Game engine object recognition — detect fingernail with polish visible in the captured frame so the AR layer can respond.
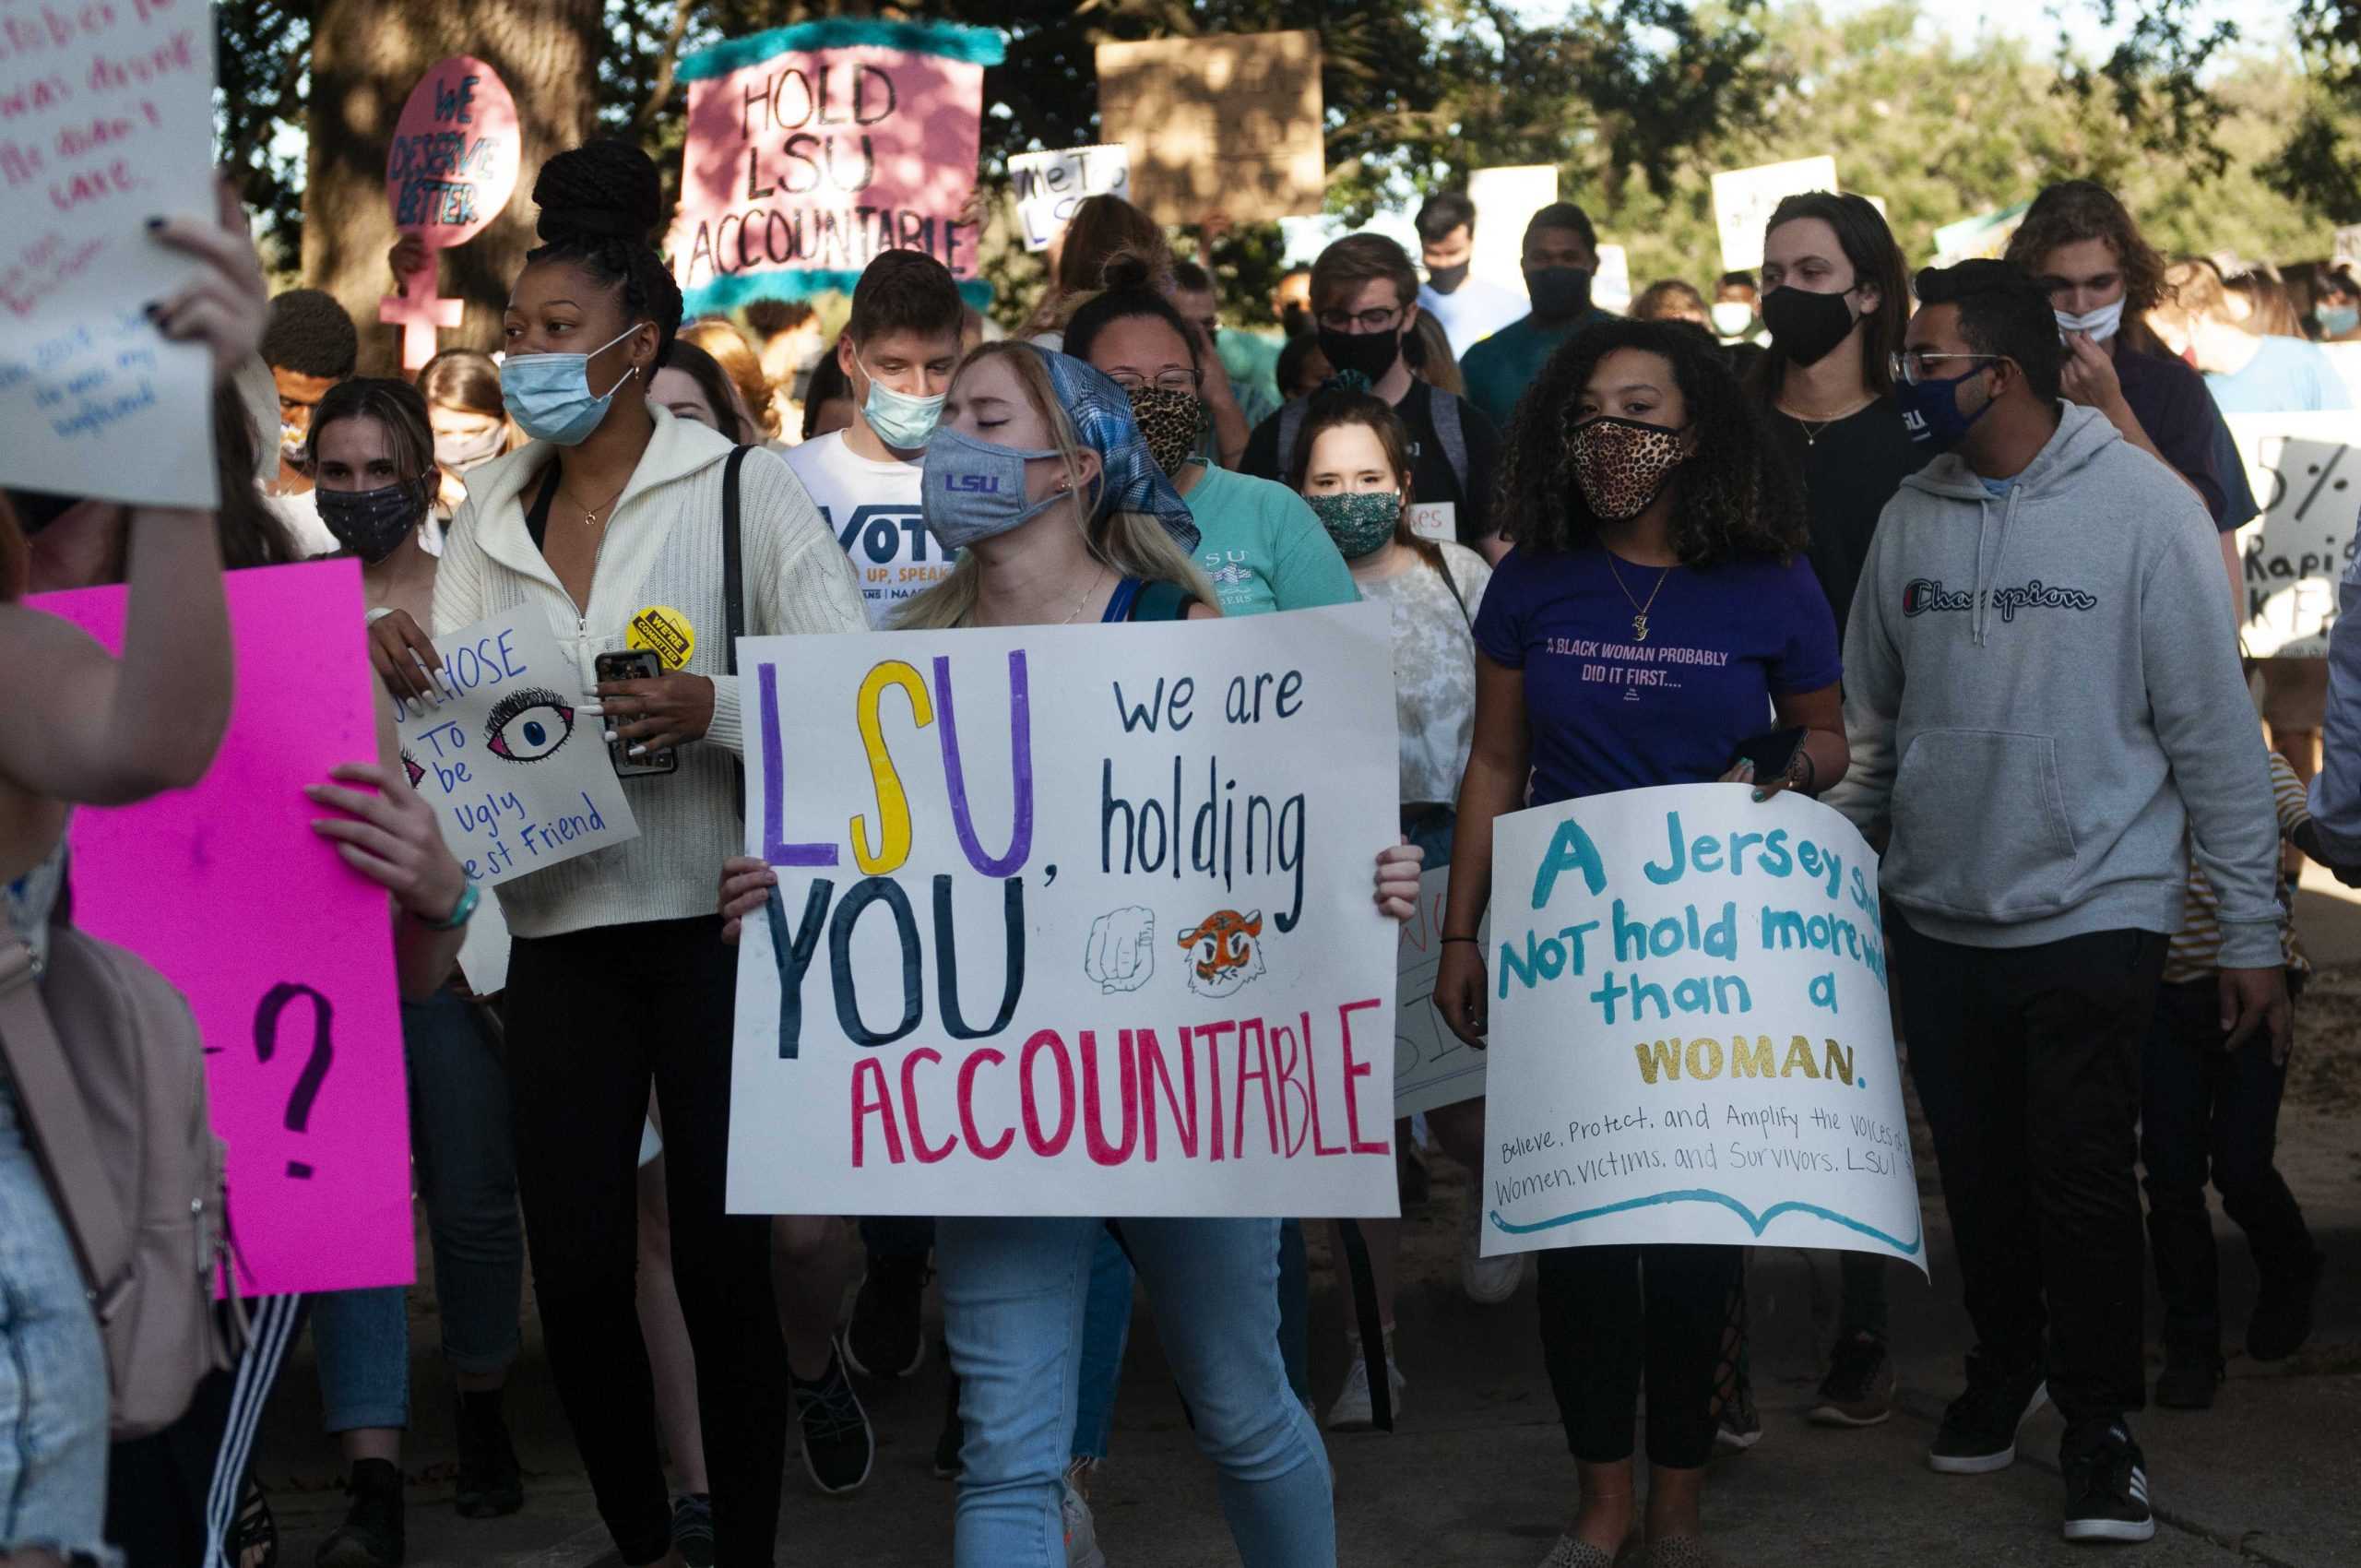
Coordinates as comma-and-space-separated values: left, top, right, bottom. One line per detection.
142, 302, 162, 320
145, 216, 165, 232
628, 744, 647, 758
603, 731, 618, 743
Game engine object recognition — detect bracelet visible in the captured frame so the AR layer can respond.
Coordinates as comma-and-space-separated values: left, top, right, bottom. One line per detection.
1788, 748, 1818, 795
1442, 934, 1482, 945
415, 878, 480, 932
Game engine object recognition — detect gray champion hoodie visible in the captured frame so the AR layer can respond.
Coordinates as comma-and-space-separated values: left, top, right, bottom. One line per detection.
1823, 403, 2281, 964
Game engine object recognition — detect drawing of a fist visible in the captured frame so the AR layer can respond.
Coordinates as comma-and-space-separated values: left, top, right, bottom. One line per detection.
1085, 906, 1157, 993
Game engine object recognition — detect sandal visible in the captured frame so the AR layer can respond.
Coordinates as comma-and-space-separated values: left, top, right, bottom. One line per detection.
227, 1474, 279, 1568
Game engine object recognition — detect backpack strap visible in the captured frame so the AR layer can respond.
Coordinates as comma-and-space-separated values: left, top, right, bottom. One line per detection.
1275, 399, 1307, 479
1431, 390, 1470, 499
1430, 544, 1475, 635
723, 445, 751, 818
0, 939, 132, 1309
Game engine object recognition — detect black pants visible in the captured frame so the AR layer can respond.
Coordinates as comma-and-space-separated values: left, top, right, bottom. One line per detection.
507, 917, 789, 1568
2142, 977, 2315, 1357
1893, 917, 2161, 1427
1536, 1242, 1738, 1468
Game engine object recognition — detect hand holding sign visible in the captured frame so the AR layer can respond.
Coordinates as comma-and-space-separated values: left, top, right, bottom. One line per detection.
379, 58, 522, 370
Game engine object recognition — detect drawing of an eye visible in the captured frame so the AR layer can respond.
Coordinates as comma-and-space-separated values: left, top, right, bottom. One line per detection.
400, 748, 425, 790
483, 686, 576, 762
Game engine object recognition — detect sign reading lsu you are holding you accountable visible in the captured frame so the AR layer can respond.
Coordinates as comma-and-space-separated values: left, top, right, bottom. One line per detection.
668, 19, 1003, 315
727, 605, 1403, 1218
1480, 786, 1925, 1270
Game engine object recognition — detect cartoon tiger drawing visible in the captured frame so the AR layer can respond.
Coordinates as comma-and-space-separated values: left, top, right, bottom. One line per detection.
1178, 909, 1265, 998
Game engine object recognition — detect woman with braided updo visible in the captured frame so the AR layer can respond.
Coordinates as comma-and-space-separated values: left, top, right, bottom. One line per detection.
363, 139, 868, 1568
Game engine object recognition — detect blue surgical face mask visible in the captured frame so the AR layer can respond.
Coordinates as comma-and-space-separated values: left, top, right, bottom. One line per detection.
2319, 304, 2359, 338
920, 426, 1071, 551
858, 357, 945, 450
500, 326, 643, 446
1896, 363, 1997, 452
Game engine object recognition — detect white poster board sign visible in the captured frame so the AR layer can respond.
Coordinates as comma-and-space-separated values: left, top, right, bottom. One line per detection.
1479, 785, 1924, 1269
395, 610, 640, 886
0, 6, 218, 506
1010, 145, 1131, 254
1396, 866, 1487, 1116
1593, 244, 1632, 314
727, 605, 1404, 1217
2228, 411, 2361, 658
1466, 165, 1557, 294
1711, 156, 1837, 273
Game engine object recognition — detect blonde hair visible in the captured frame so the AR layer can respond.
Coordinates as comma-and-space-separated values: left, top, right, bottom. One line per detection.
894, 342, 1216, 629
681, 319, 783, 439
2155, 257, 2245, 335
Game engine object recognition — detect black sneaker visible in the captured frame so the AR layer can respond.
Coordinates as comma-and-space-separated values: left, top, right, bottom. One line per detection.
1809, 1332, 1896, 1427
933, 1345, 964, 1479
2061, 1421, 2155, 1543
2248, 1248, 2325, 1362
795, 1337, 876, 1494
670, 1493, 716, 1568
314, 1457, 404, 1567
453, 1389, 524, 1519
845, 1253, 930, 1380
1928, 1354, 2048, 1474
2154, 1348, 2223, 1410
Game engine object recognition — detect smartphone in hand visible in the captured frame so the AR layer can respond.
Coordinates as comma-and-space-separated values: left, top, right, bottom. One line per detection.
594, 648, 679, 778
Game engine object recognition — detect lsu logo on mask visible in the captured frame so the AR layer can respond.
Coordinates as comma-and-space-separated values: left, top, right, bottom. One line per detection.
943, 472, 1000, 493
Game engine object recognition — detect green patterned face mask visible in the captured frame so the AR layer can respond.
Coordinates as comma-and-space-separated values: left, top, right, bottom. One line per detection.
1307, 490, 1401, 559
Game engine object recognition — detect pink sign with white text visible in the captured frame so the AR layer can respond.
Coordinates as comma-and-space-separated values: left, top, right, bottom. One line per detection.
37, 561, 414, 1297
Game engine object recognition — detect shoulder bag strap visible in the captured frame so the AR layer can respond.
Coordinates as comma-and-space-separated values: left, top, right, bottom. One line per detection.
1431, 390, 1469, 498
723, 445, 751, 818
1275, 399, 1307, 479
1430, 545, 1475, 635
0, 941, 131, 1304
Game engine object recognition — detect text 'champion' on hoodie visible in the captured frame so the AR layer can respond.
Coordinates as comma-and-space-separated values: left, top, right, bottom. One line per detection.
1822, 402, 2281, 964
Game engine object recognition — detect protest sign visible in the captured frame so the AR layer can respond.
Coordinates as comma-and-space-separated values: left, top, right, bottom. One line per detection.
1710, 156, 1836, 273
1932, 201, 2031, 266
1095, 32, 1324, 226
1478, 786, 1924, 1271
2335, 223, 2361, 267
0, 2, 217, 507
395, 609, 639, 887
2228, 411, 2361, 658
1009, 145, 1131, 254
1593, 244, 1632, 315
2321, 341, 2361, 412
668, 20, 1003, 315
1395, 867, 1487, 1117
727, 603, 1402, 1218
379, 57, 522, 370
38, 562, 412, 1296
1466, 165, 1555, 294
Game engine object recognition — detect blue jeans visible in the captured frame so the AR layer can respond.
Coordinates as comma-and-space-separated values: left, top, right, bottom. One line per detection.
314, 992, 523, 1431
0, 1075, 116, 1565
939, 1217, 1333, 1568
1069, 1230, 1133, 1461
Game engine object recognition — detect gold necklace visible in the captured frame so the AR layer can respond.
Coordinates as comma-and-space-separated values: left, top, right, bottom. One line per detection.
1777, 394, 1877, 447
560, 477, 630, 529
1061, 564, 1109, 624
1605, 553, 1674, 642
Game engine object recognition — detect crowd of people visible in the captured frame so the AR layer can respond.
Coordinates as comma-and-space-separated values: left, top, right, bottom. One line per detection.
4, 125, 2355, 1568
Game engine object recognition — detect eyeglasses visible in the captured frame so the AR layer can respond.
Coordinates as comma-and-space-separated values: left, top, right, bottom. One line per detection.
1106, 369, 1201, 396
1316, 306, 1403, 334
1887, 350, 2003, 386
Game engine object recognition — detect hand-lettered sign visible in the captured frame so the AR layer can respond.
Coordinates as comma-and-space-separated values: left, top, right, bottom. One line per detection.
727, 603, 1403, 1218
39, 562, 413, 1296
2229, 411, 2361, 657
1395, 866, 1487, 1117
1095, 32, 1324, 227
1710, 155, 1837, 273
379, 57, 522, 371
1479, 786, 1924, 1271
394, 609, 639, 888
668, 20, 1005, 315
1009, 145, 1130, 254
0, 2, 218, 507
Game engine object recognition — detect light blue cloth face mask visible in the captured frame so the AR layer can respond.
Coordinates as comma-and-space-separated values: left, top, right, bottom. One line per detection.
858, 357, 946, 450
501, 326, 643, 445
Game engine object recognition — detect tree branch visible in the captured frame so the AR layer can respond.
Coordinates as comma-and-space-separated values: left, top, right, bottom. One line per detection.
632, 0, 699, 132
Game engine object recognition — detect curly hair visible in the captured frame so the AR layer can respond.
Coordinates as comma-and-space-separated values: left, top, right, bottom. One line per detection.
2005, 180, 2168, 349
1496, 318, 1806, 565
526, 140, 686, 365
260, 288, 359, 379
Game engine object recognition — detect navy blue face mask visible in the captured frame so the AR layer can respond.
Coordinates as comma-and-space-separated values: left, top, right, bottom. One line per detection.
1896, 363, 1997, 450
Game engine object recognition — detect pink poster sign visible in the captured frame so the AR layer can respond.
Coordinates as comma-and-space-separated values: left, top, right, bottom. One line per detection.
35, 561, 414, 1298
380, 55, 522, 370
667, 21, 1004, 314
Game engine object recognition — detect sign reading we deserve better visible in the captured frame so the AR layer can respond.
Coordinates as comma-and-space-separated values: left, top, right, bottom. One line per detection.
1481, 786, 1923, 1270
728, 604, 1402, 1218
0, 0, 217, 507
669, 20, 1003, 314
2229, 411, 2361, 658
395, 610, 638, 886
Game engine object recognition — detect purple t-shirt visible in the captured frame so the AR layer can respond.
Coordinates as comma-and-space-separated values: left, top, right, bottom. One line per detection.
1473, 545, 1842, 806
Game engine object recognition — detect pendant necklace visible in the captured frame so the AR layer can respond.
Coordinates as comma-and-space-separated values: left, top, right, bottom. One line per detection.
1606, 553, 1674, 643
1777, 394, 1876, 447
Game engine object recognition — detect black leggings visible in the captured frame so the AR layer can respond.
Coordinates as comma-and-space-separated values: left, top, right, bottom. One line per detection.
1536, 1242, 1739, 1469
507, 917, 789, 1568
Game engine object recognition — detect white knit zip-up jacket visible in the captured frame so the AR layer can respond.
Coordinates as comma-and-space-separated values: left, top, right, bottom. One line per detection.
434, 407, 868, 938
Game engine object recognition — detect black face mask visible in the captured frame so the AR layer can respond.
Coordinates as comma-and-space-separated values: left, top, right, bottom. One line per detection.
1279, 303, 1313, 339
1426, 261, 1471, 294
1762, 286, 1859, 368
1316, 325, 1404, 386
1525, 266, 1594, 321
317, 481, 426, 564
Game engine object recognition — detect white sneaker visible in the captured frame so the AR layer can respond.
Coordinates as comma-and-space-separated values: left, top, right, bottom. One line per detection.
1462, 1198, 1525, 1304
1062, 1474, 1107, 1568
1326, 1347, 1406, 1431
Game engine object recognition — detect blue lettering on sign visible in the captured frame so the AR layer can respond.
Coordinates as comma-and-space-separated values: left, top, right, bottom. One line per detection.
821, 505, 952, 566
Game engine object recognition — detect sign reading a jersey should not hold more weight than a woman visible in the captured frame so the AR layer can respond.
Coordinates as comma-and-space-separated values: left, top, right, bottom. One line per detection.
727, 604, 1403, 1218
1479, 785, 1925, 1271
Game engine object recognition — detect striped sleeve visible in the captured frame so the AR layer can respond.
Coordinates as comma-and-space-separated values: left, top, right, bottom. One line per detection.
2270, 750, 2311, 838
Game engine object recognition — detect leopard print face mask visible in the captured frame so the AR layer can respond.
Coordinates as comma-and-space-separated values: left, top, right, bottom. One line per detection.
1569, 414, 1689, 522
1125, 386, 1203, 480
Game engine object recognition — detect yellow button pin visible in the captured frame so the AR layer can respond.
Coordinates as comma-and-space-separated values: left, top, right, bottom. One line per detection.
626, 605, 695, 671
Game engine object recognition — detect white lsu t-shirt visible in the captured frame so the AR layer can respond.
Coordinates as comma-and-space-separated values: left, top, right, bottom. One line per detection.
785, 430, 943, 627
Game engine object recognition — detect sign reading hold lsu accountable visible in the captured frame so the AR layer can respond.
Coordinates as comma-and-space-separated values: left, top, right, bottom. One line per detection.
1479, 785, 1924, 1271
727, 604, 1403, 1217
